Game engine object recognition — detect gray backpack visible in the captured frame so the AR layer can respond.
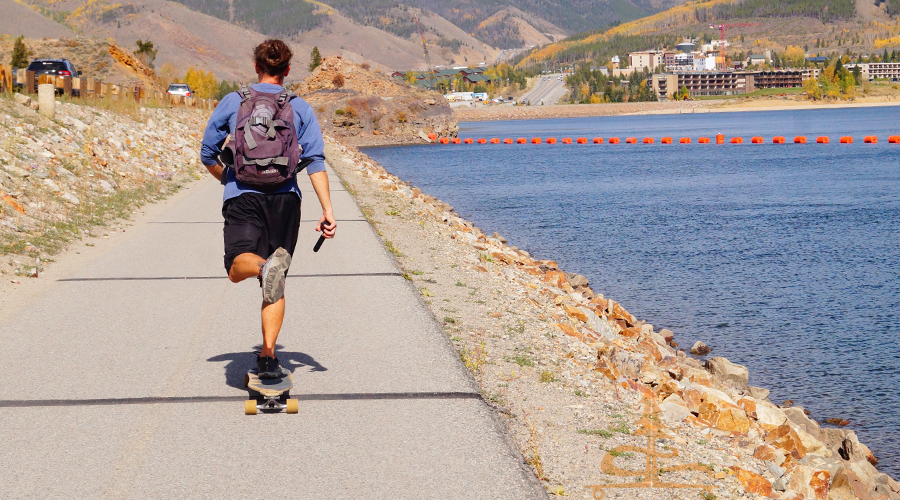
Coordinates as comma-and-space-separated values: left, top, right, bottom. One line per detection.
223, 86, 303, 192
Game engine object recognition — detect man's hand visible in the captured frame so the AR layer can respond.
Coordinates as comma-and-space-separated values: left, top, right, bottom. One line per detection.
316, 214, 336, 238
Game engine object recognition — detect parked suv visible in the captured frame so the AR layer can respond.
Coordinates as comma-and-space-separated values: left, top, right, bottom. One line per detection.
20, 58, 82, 95
166, 83, 192, 97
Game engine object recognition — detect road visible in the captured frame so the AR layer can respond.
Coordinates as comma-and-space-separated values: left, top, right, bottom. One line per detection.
521, 73, 569, 105
0, 165, 546, 499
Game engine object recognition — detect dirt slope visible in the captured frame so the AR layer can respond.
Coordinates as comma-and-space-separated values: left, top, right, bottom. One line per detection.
295, 56, 456, 147
0, 0, 74, 39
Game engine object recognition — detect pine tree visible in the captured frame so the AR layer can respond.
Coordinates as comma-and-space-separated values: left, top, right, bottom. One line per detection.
308, 46, 322, 72
11, 35, 30, 69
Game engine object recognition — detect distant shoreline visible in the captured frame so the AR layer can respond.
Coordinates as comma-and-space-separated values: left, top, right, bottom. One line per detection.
454, 98, 900, 122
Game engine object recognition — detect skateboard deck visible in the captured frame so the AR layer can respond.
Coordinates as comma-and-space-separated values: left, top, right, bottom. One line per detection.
244, 369, 298, 415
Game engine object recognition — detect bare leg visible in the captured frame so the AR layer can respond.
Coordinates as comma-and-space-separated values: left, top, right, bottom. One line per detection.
229, 252, 265, 283
229, 252, 286, 358
260, 297, 285, 357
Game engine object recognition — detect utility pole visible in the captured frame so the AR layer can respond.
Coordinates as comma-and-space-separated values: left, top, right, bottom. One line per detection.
414, 15, 434, 88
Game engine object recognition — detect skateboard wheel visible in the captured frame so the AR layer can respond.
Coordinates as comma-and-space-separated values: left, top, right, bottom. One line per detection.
286, 399, 299, 414
244, 400, 258, 415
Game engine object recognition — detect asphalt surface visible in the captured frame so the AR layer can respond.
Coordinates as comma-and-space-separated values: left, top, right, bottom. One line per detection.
521, 74, 569, 105
0, 167, 547, 499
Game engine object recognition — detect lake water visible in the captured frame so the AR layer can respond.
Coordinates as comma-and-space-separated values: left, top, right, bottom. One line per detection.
361, 106, 900, 477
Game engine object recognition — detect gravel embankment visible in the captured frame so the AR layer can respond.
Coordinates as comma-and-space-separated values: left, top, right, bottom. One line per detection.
0, 94, 207, 276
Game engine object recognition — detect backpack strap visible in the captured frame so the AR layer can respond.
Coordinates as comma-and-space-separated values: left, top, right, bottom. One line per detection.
238, 86, 252, 101
242, 156, 290, 167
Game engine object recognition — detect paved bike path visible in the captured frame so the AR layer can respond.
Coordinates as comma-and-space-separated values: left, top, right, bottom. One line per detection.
0, 167, 546, 499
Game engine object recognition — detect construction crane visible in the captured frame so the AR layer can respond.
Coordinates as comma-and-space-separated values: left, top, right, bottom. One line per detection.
414, 15, 435, 88
709, 23, 758, 71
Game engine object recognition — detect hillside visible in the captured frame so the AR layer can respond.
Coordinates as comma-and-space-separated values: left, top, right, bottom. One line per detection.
295, 56, 456, 147
0, 0, 74, 39
517, 0, 900, 68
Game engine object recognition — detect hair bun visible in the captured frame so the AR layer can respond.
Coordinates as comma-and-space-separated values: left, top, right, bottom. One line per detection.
254, 39, 293, 77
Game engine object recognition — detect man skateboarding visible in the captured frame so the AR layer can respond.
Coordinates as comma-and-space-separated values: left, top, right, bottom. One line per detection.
200, 39, 336, 378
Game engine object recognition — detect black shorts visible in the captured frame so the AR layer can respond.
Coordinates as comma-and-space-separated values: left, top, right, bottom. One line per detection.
222, 192, 301, 272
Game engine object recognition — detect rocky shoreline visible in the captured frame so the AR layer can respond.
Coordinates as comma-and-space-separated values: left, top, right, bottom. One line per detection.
326, 136, 900, 500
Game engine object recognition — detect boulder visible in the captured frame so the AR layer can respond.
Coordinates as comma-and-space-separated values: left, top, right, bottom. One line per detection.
607, 346, 644, 381
748, 386, 771, 400
705, 356, 749, 389
766, 424, 807, 460
567, 274, 589, 287
729, 466, 775, 498
14, 93, 32, 106
690, 341, 710, 355
659, 328, 674, 343
699, 402, 751, 433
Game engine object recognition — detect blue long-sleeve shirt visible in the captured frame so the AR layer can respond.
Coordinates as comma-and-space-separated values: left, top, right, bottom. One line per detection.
200, 83, 326, 202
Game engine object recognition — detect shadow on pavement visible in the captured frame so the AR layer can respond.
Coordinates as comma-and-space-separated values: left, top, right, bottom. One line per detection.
207, 345, 328, 390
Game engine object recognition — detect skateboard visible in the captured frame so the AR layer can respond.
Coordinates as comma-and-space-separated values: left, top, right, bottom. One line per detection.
243, 369, 299, 415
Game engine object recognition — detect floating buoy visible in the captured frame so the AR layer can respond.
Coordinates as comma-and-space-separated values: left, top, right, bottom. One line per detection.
625, 137, 637, 144
490, 138, 500, 144
731, 137, 743, 144
503, 138, 514, 144
661, 137, 673, 144
452, 138, 462, 144
531, 138, 542, 144
463, 138, 474, 144
477, 138, 487, 144
716, 134, 725, 144
773, 136, 786, 144
427, 133, 437, 141
888, 135, 900, 143
816, 136, 829, 144
561, 138, 572, 144
576, 137, 588, 144
546, 137, 557, 144
679, 137, 691, 144
864, 136, 878, 143
593, 137, 604, 144
794, 136, 807, 144
840, 136, 853, 144
609, 137, 620, 144
643, 137, 654, 144
751, 137, 764, 144
517, 138, 527, 144
698, 137, 711, 144
439, 137, 450, 144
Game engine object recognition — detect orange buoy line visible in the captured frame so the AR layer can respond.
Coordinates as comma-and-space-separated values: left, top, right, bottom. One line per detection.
436, 135, 891, 145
